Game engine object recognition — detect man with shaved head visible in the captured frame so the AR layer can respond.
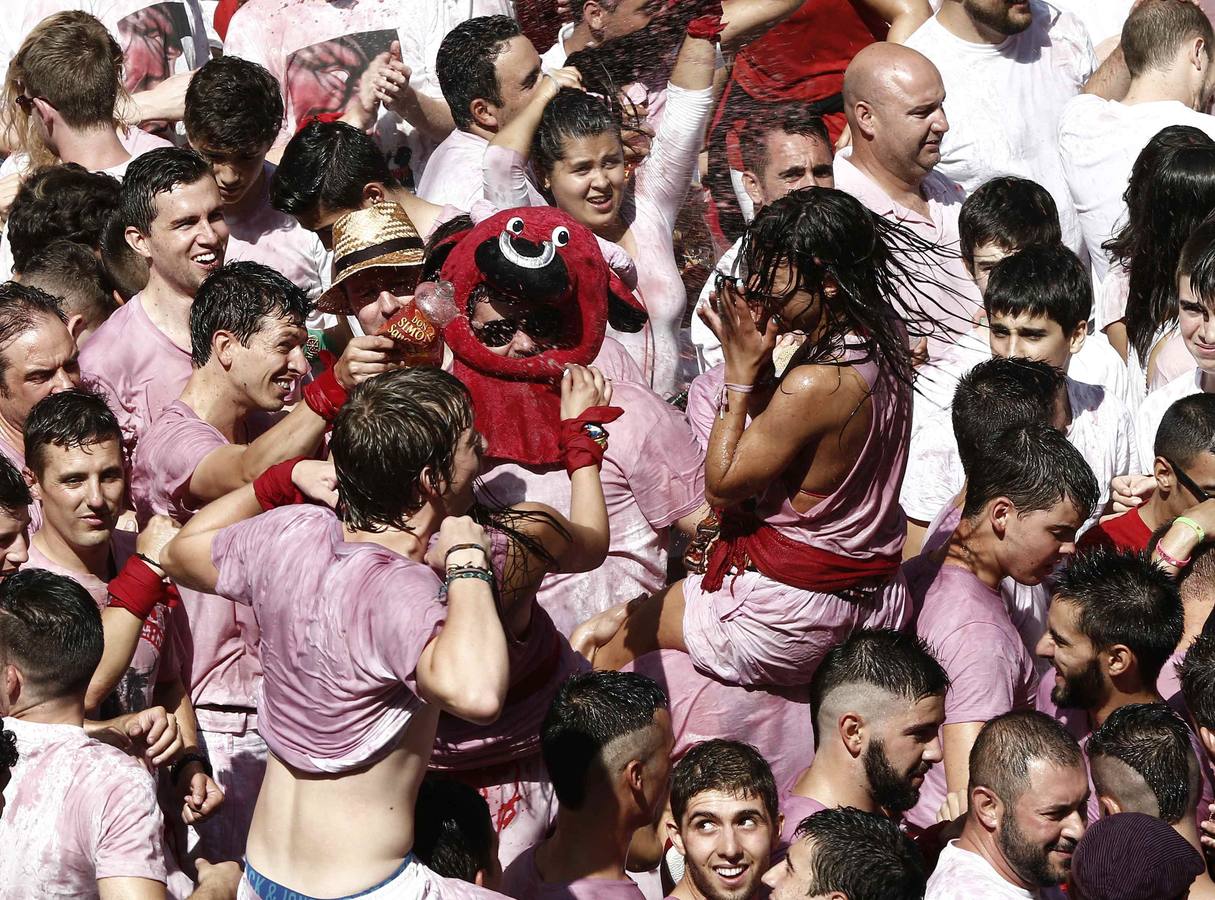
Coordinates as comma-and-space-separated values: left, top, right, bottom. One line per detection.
837, 42, 984, 362
903, 0, 1097, 256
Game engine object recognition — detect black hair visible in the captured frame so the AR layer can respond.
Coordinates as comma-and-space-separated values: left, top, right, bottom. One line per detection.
737, 188, 965, 389
413, 776, 496, 882
0, 568, 102, 701
791, 807, 926, 900
7, 164, 121, 275
0, 282, 68, 393
1087, 702, 1197, 824
436, 16, 525, 132
952, 357, 1064, 477
0, 456, 31, 513
968, 710, 1084, 804
99, 209, 149, 301
1179, 632, 1215, 732
1106, 138, 1215, 361
961, 422, 1100, 522
541, 670, 668, 810
984, 243, 1092, 334
189, 261, 310, 367
23, 388, 122, 478
0, 718, 16, 774
1053, 547, 1184, 686
737, 103, 831, 176
22, 239, 116, 327
331, 367, 474, 533
1154, 392, 1215, 466
184, 55, 284, 155
119, 148, 213, 235
533, 89, 622, 179
809, 629, 950, 743
271, 120, 399, 219
958, 176, 1061, 268
669, 740, 778, 827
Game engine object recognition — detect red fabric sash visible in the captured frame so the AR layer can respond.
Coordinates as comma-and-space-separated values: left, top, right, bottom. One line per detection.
701, 511, 899, 593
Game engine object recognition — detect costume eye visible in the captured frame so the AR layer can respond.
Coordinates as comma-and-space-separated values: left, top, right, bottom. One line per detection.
551, 226, 570, 247
506, 217, 525, 235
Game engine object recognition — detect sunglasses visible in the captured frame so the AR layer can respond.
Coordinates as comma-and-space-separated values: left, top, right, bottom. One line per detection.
13, 94, 35, 116
470, 305, 563, 348
1166, 456, 1211, 504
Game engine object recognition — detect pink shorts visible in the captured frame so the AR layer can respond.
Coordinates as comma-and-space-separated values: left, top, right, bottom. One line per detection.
681, 568, 910, 687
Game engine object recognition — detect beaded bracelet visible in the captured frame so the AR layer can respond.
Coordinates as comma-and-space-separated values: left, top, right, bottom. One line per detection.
445, 543, 488, 561
446, 569, 496, 587
1175, 516, 1206, 544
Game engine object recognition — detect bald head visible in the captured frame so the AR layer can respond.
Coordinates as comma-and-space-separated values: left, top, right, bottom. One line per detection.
843, 43, 948, 186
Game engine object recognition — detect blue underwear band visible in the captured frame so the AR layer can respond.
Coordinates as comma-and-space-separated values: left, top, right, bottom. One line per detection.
244, 853, 416, 900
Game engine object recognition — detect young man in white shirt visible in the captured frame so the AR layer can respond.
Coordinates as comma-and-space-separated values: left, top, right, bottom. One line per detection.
904, 0, 1095, 256
925, 710, 1088, 900
1059, 0, 1215, 281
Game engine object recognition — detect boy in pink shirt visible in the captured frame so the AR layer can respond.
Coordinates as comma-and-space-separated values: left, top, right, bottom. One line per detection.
80, 148, 228, 454
0, 568, 168, 897
161, 367, 510, 898
183, 56, 329, 301
501, 671, 673, 900
908, 423, 1098, 829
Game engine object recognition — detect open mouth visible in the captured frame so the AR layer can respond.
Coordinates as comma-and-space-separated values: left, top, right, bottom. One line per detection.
192, 250, 220, 271
713, 863, 749, 884
586, 193, 614, 212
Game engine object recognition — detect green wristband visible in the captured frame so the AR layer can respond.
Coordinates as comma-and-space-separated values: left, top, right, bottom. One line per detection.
1176, 516, 1206, 544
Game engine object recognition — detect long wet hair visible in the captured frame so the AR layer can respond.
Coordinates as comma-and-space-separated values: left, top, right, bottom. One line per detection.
532, 88, 623, 180
734, 187, 961, 386
1104, 127, 1215, 361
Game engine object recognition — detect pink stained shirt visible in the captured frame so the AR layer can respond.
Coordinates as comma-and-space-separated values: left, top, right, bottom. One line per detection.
778, 793, 828, 847
832, 151, 984, 359
906, 559, 1039, 828
79, 293, 192, 455
501, 847, 646, 900
132, 400, 263, 710
224, 163, 330, 300
477, 377, 706, 638
423, 129, 547, 212
482, 83, 718, 397
0, 717, 166, 896
212, 504, 447, 773
25, 533, 175, 714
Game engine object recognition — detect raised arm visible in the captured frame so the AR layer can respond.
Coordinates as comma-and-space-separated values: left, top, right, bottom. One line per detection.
861, 0, 933, 43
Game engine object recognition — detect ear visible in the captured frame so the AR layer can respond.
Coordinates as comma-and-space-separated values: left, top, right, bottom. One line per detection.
212, 330, 238, 368
1067, 319, 1087, 356
1099, 795, 1122, 817
1154, 457, 1175, 496
2, 662, 21, 715
30, 96, 54, 128
125, 226, 153, 262
741, 169, 765, 210
470, 98, 498, 132
1194, 37, 1208, 72
65, 313, 86, 343
362, 182, 388, 206
838, 711, 865, 758
417, 464, 443, 502
584, 0, 607, 31
21, 468, 38, 503
1200, 725, 1215, 762
853, 100, 877, 140
772, 813, 785, 849
970, 784, 1003, 831
989, 496, 1013, 539
1105, 643, 1134, 679
668, 817, 687, 856
474, 870, 486, 888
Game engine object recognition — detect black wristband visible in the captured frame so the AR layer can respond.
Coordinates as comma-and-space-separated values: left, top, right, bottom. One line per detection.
171, 751, 212, 785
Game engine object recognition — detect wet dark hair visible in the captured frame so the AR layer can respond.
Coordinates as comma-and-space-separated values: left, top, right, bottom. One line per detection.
952, 357, 1064, 476
185, 55, 284, 155
413, 776, 496, 882
1154, 392, 1215, 466
962, 422, 1099, 522
0, 282, 68, 394
669, 739, 778, 827
331, 367, 474, 533
792, 807, 926, 900
1054, 547, 1184, 686
22, 239, 116, 328
120, 148, 213, 235
99, 208, 148, 300
271, 120, 399, 219
1179, 631, 1215, 732
533, 89, 622, 179
969, 710, 1083, 804
0, 569, 102, 700
1087, 702, 1197, 824
0, 718, 16, 775
984, 242, 1092, 333
541, 670, 668, 810
735, 187, 964, 388
23, 388, 122, 478
958, 176, 1061, 268
7, 164, 121, 275
189, 261, 310, 367
0, 456, 31, 513
437, 16, 525, 132
810, 629, 949, 744
737, 103, 830, 177
1105, 132, 1215, 361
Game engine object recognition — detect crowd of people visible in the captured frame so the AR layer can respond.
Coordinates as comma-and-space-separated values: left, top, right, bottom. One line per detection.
5, 0, 1215, 899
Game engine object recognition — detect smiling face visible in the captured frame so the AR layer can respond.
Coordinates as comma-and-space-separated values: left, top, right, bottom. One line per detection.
222, 313, 310, 412
998, 759, 1088, 888
30, 439, 124, 552
132, 176, 229, 297
1036, 597, 1107, 711
674, 789, 778, 900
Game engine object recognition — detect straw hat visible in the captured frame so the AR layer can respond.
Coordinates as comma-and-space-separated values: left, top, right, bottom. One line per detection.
315, 201, 425, 313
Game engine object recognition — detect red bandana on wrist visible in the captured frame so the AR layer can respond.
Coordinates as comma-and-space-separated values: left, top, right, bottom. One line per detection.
439, 208, 645, 467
